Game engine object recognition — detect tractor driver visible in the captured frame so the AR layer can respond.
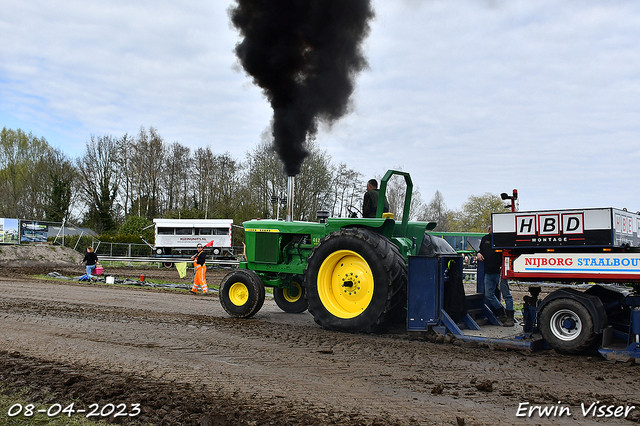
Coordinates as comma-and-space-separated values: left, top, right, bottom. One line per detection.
362, 179, 389, 218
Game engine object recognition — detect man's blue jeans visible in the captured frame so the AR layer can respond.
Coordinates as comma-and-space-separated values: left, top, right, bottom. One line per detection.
86, 264, 96, 279
484, 273, 513, 311
484, 273, 502, 311
499, 277, 513, 310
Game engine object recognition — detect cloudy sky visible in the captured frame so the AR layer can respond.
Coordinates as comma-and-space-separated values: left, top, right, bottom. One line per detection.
2, 1, 640, 212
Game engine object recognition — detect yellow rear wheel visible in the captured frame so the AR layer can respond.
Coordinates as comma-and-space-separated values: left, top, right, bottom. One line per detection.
317, 250, 374, 319
304, 228, 407, 333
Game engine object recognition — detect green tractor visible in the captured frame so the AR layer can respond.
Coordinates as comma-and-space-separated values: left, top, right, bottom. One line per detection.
219, 170, 441, 333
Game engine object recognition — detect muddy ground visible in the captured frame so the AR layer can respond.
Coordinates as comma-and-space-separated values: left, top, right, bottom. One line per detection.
0, 245, 639, 425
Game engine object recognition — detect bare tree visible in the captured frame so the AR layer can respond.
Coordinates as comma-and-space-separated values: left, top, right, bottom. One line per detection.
418, 190, 454, 231
117, 133, 135, 217
163, 142, 191, 213
242, 138, 334, 221
330, 164, 363, 217
208, 152, 243, 219
44, 148, 76, 222
129, 127, 166, 219
244, 139, 288, 220
193, 146, 215, 214
76, 135, 121, 233
293, 141, 333, 221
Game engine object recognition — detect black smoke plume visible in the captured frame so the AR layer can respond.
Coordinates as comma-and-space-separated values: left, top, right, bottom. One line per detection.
230, 0, 374, 176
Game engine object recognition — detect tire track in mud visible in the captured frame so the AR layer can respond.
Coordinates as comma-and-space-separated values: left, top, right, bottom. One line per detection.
0, 350, 362, 426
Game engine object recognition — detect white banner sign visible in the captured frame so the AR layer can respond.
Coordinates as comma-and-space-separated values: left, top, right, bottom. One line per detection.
513, 253, 640, 275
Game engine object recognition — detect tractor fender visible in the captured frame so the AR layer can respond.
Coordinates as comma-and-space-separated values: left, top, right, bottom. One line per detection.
538, 288, 608, 334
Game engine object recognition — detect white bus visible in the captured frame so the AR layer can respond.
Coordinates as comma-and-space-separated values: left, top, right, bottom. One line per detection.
153, 219, 233, 257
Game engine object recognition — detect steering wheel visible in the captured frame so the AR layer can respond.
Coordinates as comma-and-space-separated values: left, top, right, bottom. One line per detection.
346, 205, 362, 218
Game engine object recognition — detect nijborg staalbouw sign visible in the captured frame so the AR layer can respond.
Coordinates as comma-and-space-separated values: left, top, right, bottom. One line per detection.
510, 253, 640, 275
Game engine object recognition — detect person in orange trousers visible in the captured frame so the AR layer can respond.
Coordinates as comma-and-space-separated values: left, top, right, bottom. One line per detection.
190, 243, 208, 294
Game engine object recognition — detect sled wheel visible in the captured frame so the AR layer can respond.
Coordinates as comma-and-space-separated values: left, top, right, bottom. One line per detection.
304, 228, 407, 333
539, 298, 596, 354
219, 270, 265, 318
274, 277, 308, 313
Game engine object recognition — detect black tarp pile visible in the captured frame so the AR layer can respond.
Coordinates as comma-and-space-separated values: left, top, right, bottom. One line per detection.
46, 271, 205, 291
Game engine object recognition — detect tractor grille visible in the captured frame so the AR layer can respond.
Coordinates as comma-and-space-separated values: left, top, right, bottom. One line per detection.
254, 232, 279, 263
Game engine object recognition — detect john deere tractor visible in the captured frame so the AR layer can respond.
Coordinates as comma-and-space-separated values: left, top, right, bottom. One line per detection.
219, 170, 442, 333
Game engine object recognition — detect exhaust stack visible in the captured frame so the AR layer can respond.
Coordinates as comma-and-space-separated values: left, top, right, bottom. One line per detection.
286, 175, 295, 222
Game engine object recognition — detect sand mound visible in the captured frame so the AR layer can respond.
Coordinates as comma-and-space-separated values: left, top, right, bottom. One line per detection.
0, 244, 83, 267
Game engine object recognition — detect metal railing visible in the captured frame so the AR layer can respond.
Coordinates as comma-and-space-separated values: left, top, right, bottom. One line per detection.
97, 255, 239, 267
92, 242, 154, 258
87, 242, 242, 267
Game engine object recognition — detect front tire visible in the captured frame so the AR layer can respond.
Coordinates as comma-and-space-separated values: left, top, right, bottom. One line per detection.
274, 277, 308, 313
219, 270, 265, 318
304, 228, 407, 333
539, 298, 596, 354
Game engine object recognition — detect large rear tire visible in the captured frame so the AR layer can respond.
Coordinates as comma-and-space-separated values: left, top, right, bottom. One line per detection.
219, 270, 265, 318
304, 228, 407, 333
274, 276, 308, 313
539, 298, 596, 354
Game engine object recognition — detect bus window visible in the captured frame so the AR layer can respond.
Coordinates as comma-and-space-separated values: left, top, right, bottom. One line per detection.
214, 228, 229, 235
175, 228, 193, 235
158, 228, 174, 235
197, 228, 214, 235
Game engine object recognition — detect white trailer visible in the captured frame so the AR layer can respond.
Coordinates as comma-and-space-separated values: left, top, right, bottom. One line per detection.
153, 219, 233, 257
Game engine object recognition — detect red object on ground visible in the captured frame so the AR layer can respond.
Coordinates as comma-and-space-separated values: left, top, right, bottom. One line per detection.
140, 274, 145, 282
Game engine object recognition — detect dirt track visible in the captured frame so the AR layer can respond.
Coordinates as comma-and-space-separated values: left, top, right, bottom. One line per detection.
0, 262, 639, 425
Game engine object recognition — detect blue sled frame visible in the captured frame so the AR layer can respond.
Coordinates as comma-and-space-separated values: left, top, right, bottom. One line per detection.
407, 255, 640, 361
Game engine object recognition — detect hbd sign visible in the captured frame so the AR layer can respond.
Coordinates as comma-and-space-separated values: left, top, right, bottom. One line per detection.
492, 208, 640, 249
516, 212, 584, 237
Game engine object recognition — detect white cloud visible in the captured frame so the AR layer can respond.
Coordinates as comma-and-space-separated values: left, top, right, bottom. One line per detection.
2, 0, 640, 212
